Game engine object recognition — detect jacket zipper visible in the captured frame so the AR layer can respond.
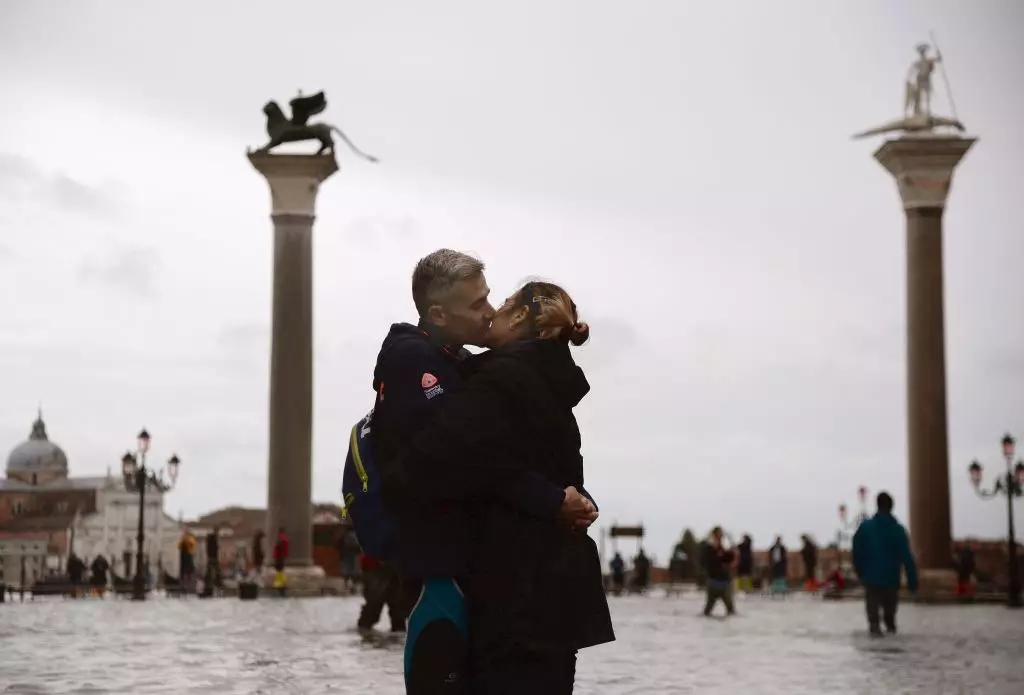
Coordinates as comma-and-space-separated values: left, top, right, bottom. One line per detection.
350, 425, 369, 493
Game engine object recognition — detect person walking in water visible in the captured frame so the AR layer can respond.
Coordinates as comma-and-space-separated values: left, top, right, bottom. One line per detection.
701, 527, 736, 616
202, 526, 220, 598
178, 528, 196, 592
800, 535, 819, 592
252, 529, 265, 577
632, 549, 652, 594
769, 536, 788, 597
852, 491, 918, 637
609, 552, 625, 595
357, 552, 406, 635
953, 544, 975, 598
736, 534, 754, 594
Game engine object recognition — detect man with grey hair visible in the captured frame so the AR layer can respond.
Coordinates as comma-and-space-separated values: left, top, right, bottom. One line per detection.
370, 248, 597, 694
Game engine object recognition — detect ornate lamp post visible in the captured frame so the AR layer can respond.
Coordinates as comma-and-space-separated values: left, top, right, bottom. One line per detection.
967, 433, 1024, 609
121, 428, 181, 601
836, 486, 870, 569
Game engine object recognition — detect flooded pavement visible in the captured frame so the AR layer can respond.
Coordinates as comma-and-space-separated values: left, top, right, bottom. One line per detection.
1, 590, 1021, 694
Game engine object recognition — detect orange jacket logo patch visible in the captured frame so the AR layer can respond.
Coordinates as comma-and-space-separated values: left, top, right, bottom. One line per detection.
421, 373, 438, 389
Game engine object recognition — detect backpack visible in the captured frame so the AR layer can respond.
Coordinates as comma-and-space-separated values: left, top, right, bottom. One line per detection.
341, 410, 398, 563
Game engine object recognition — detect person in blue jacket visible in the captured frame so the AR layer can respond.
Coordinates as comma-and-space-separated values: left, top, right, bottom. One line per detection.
852, 491, 918, 636
373, 249, 598, 693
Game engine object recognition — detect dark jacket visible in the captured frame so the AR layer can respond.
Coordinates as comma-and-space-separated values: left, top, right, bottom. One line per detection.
955, 547, 975, 582
206, 533, 219, 565
402, 339, 615, 655
701, 542, 735, 583
852, 512, 918, 591
736, 539, 754, 575
769, 542, 788, 580
373, 323, 565, 579
801, 540, 818, 574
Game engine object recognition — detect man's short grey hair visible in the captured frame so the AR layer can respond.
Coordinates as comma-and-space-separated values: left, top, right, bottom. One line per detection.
412, 249, 486, 316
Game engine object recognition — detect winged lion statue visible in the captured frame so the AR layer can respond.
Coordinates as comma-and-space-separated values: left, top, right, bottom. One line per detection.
253, 91, 378, 163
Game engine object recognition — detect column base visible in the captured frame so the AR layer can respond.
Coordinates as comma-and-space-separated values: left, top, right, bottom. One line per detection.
914, 568, 957, 602
261, 565, 330, 597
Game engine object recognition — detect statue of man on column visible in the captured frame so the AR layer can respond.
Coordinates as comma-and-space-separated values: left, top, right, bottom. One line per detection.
905, 43, 941, 119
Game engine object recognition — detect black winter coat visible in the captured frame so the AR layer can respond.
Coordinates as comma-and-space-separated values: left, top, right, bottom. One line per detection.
403, 339, 615, 656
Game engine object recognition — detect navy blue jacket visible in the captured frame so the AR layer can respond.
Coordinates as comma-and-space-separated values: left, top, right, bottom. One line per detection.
371, 323, 565, 579
852, 512, 919, 591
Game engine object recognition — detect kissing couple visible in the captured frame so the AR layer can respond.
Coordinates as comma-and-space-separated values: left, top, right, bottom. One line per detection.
349, 248, 614, 694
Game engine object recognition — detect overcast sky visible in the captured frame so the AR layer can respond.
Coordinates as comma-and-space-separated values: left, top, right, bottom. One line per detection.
1, 0, 1022, 561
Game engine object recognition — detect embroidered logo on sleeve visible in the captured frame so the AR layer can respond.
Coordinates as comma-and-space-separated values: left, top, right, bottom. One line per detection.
421, 372, 444, 400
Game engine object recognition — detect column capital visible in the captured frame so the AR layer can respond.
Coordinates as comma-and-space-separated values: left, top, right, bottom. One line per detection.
873, 136, 976, 211
247, 152, 339, 217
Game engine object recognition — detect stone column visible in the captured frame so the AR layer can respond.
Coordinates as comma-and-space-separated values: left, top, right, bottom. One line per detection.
873, 135, 975, 572
248, 153, 338, 569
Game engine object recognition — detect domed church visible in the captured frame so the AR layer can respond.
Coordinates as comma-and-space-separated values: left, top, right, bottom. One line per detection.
0, 411, 182, 582
6, 411, 70, 486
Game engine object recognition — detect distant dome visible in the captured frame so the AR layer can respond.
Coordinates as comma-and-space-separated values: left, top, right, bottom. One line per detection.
6, 412, 69, 478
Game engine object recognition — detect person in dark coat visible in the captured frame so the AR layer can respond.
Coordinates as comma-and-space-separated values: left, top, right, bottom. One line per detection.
701, 527, 736, 616
852, 491, 918, 636
769, 536, 788, 596
801, 535, 819, 591
632, 549, 651, 593
202, 526, 220, 597
252, 529, 265, 573
954, 545, 975, 597
736, 534, 754, 593
397, 280, 615, 695
90, 555, 109, 590
609, 553, 626, 595
67, 553, 85, 586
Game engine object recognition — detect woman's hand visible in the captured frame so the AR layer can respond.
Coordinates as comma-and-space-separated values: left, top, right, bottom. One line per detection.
559, 486, 598, 528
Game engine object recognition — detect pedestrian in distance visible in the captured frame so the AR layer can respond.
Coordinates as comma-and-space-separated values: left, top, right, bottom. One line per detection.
701, 527, 736, 617
852, 491, 918, 637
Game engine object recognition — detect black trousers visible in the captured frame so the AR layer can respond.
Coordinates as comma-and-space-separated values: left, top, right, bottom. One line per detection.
704, 583, 736, 616
358, 565, 406, 631
477, 650, 576, 695
864, 586, 899, 632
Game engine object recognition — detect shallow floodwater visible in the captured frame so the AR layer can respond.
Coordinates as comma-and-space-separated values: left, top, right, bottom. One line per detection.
1, 589, 1021, 693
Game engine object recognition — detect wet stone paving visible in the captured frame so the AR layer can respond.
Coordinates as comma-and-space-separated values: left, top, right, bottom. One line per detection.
1, 589, 1022, 694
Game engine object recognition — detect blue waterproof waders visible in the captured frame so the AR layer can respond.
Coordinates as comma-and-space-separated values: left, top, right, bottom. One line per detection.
405, 578, 469, 693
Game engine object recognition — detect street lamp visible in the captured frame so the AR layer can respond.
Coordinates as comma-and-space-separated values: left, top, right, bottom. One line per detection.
121, 428, 181, 601
836, 486, 870, 570
967, 433, 1024, 609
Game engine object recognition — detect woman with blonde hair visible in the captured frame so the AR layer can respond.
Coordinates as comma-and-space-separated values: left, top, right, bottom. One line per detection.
397, 280, 614, 694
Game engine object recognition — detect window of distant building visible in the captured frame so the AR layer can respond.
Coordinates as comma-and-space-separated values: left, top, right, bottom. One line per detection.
13, 500, 24, 516
31, 473, 37, 485
57, 501, 68, 513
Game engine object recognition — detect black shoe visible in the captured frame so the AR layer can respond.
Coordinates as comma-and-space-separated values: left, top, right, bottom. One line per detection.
390, 624, 406, 633
869, 626, 884, 638
885, 625, 897, 635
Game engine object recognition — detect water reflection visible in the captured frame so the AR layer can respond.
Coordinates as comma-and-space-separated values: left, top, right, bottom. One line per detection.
0, 592, 1021, 693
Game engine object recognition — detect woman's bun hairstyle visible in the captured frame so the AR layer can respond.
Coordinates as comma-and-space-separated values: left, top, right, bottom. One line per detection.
519, 280, 588, 347
569, 322, 590, 346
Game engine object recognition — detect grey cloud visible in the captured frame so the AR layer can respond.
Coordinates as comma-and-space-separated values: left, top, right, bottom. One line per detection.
218, 322, 268, 350
78, 244, 161, 297
0, 153, 120, 216
345, 215, 417, 242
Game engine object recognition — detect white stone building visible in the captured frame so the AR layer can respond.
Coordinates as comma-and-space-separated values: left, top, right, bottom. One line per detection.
71, 476, 183, 579
0, 412, 182, 580
0, 532, 48, 586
